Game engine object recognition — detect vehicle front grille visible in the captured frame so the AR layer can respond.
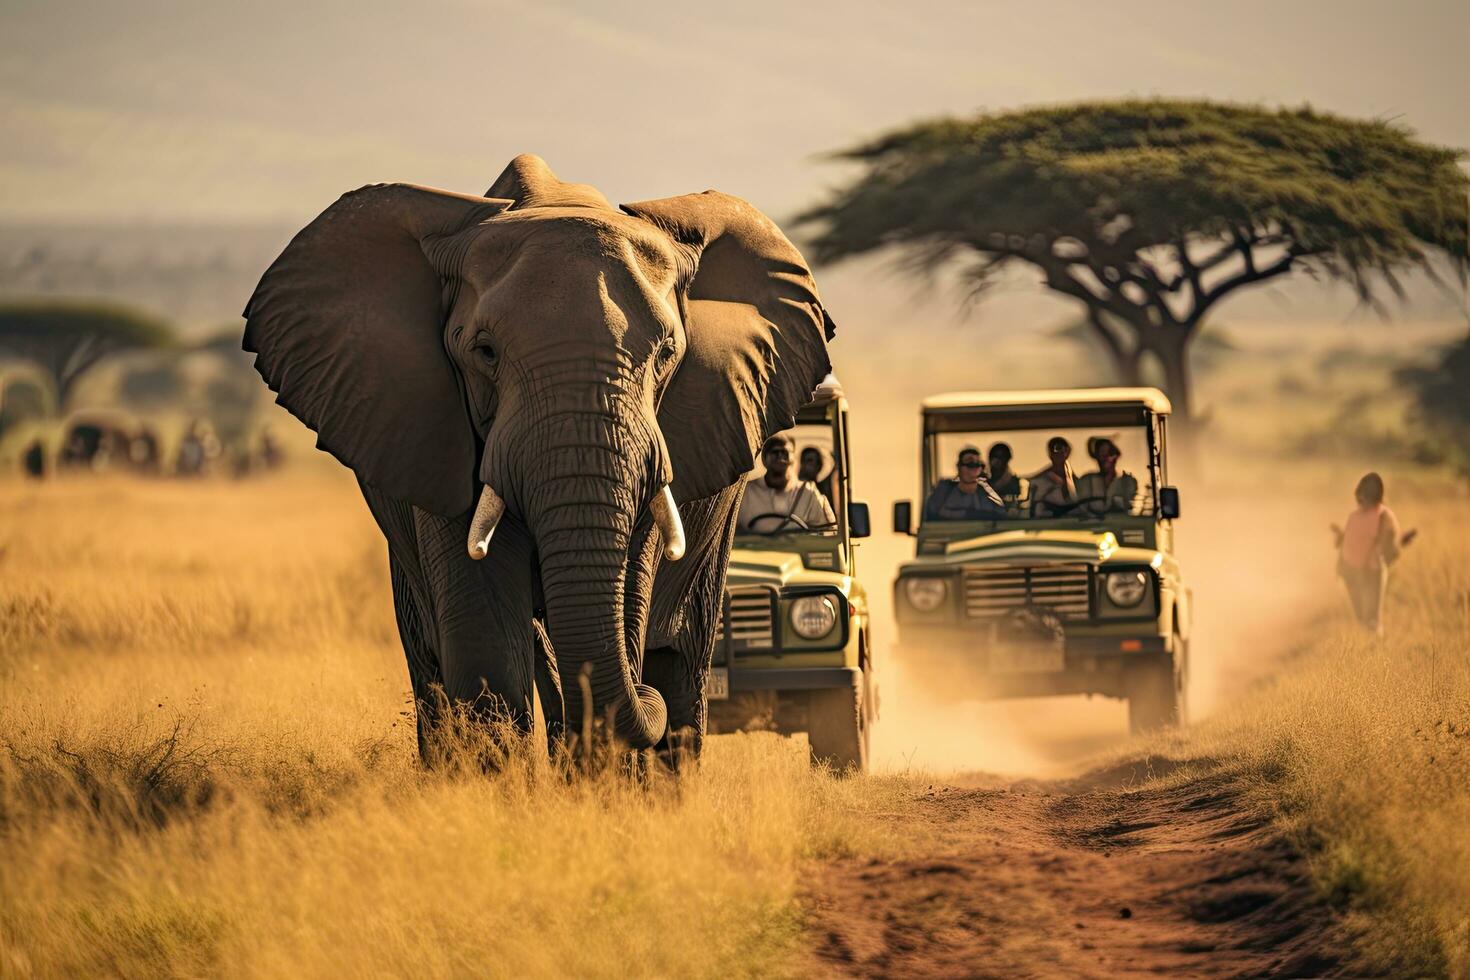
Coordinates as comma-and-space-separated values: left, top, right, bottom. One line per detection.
962, 563, 1092, 620
715, 586, 777, 652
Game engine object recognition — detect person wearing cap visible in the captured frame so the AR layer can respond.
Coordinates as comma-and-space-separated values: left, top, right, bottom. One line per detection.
798, 445, 835, 507
1029, 436, 1077, 516
738, 433, 836, 531
1075, 436, 1139, 515
923, 446, 1007, 521
986, 442, 1027, 510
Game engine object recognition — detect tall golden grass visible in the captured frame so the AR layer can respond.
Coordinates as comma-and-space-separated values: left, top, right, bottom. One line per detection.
0, 473, 913, 978
3, 468, 1467, 976
1144, 494, 1470, 975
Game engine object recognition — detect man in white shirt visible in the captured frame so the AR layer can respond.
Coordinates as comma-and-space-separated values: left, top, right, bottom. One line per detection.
738, 434, 837, 532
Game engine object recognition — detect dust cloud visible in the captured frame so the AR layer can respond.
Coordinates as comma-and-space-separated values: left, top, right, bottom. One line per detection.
839, 343, 1356, 779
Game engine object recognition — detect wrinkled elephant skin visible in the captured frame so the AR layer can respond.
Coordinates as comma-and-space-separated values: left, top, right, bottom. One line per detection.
243, 154, 835, 757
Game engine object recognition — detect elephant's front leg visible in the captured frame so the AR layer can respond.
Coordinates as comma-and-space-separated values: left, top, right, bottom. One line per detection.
411, 506, 539, 733
644, 484, 743, 765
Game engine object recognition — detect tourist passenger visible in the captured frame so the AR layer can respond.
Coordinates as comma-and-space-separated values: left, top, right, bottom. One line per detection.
1075, 437, 1139, 515
923, 446, 1007, 521
798, 445, 835, 506
986, 442, 1027, 506
1029, 437, 1077, 516
1331, 472, 1413, 636
738, 434, 836, 531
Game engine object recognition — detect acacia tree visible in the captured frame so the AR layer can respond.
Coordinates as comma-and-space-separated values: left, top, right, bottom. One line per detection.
0, 301, 175, 407
798, 100, 1469, 423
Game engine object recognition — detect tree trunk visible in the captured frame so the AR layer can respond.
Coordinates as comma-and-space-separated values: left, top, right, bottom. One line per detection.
1083, 308, 1142, 386
1156, 336, 1193, 427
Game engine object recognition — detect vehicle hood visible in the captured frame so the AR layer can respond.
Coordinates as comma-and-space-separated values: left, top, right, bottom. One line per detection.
725, 546, 854, 593
904, 529, 1161, 570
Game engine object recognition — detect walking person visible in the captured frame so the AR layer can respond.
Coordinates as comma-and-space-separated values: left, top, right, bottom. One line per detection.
1331, 472, 1414, 636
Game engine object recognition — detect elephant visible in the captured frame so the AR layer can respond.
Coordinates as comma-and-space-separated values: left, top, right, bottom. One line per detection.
243, 154, 835, 761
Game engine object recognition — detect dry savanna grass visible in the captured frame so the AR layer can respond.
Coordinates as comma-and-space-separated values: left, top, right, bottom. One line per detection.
1138, 494, 1470, 976
2, 467, 1468, 977
0, 473, 916, 978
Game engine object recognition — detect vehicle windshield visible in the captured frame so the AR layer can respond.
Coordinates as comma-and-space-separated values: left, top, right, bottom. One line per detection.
924, 424, 1156, 522
735, 420, 841, 538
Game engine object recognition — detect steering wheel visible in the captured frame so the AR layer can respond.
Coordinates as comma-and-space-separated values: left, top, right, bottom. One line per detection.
741, 511, 813, 535
1038, 495, 1108, 517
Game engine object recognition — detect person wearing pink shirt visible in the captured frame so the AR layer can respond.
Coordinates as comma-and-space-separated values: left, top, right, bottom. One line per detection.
1331, 472, 1415, 635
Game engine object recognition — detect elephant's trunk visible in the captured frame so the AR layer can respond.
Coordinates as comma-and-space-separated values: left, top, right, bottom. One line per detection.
534, 514, 667, 750
506, 406, 672, 750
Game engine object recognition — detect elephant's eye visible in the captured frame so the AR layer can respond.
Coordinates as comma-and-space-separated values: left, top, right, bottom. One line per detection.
656, 337, 677, 364
474, 337, 498, 365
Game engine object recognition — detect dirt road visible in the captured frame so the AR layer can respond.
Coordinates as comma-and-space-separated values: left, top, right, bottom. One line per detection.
804, 757, 1340, 978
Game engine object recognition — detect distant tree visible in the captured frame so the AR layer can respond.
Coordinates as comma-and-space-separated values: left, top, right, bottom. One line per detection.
0, 302, 175, 407
0, 368, 55, 435
1399, 332, 1470, 473
798, 100, 1469, 425
119, 362, 186, 410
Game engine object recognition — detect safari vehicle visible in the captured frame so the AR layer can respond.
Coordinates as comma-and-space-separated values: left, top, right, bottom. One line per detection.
891, 388, 1190, 733
706, 375, 876, 771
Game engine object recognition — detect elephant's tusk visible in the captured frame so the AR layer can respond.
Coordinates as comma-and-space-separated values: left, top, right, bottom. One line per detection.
467, 484, 506, 560
650, 485, 685, 561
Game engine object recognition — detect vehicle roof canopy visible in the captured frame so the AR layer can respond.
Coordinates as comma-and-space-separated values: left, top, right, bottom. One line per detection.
921, 387, 1171, 433
796, 373, 845, 422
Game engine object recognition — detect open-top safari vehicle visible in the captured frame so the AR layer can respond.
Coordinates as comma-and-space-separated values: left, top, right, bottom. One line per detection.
706, 375, 876, 770
891, 388, 1190, 732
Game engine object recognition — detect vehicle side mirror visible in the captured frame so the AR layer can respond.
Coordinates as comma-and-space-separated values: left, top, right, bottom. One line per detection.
893, 500, 913, 536
1160, 486, 1181, 520
848, 501, 871, 538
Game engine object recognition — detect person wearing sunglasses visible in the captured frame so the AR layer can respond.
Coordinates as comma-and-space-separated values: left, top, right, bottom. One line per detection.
923, 446, 1007, 521
1075, 436, 1139, 515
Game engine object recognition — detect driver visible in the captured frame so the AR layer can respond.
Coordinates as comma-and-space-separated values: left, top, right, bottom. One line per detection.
738, 433, 836, 532
923, 446, 1007, 521
1029, 436, 1077, 516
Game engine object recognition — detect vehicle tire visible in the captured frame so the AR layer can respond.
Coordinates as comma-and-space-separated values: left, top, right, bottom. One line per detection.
808, 676, 868, 774
1127, 661, 1180, 734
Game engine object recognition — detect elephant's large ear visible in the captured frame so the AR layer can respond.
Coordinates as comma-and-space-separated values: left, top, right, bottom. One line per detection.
622, 192, 836, 503
243, 184, 510, 516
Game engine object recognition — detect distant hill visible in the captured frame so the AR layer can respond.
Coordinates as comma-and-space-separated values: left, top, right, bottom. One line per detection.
0, 224, 295, 337
2, 223, 1463, 347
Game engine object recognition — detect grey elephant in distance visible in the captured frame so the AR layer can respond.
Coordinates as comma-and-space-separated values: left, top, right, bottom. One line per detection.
243, 155, 835, 759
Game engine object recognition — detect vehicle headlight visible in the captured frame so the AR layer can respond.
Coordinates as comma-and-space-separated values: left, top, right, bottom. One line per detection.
902, 577, 949, 612
789, 595, 838, 639
1104, 570, 1149, 608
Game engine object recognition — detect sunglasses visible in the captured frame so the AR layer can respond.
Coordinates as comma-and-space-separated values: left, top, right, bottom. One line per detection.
763, 447, 791, 457
959, 460, 983, 469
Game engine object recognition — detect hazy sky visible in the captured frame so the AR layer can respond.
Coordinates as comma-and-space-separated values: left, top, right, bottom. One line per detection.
3, 0, 1466, 331
3, 0, 1466, 225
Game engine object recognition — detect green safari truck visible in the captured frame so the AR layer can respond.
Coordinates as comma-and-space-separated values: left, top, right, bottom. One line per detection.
891, 388, 1191, 733
706, 375, 876, 771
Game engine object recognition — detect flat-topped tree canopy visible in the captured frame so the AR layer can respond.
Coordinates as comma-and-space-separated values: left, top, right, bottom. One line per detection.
0, 301, 176, 408
799, 100, 1469, 424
